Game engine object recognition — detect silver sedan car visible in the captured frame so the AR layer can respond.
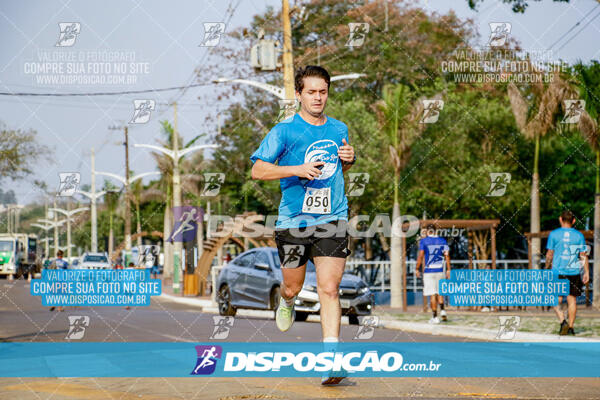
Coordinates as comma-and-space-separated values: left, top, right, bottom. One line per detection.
216, 247, 373, 324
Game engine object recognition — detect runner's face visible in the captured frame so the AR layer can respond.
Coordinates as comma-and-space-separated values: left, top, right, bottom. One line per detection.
296, 77, 328, 116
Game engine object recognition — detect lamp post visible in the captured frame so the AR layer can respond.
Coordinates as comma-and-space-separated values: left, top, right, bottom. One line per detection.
48, 207, 89, 260
77, 148, 106, 252
94, 170, 159, 257
37, 218, 66, 257
134, 141, 218, 293
213, 73, 366, 101
30, 222, 54, 259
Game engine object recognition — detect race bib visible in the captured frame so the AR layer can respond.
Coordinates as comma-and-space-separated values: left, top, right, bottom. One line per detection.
302, 187, 331, 214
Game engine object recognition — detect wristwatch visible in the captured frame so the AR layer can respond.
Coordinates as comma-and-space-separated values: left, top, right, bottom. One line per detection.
342, 154, 356, 166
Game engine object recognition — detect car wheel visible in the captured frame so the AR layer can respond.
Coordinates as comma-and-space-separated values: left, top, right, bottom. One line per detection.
348, 314, 360, 325
270, 286, 281, 310
218, 285, 237, 316
295, 311, 309, 322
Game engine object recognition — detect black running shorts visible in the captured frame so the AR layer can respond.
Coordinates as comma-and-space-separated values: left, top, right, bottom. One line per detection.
274, 219, 350, 269
558, 274, 584, 297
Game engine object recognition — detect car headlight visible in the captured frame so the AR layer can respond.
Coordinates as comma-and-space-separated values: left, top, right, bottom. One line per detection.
304, 285, 317, 292
358, 286, 369, 294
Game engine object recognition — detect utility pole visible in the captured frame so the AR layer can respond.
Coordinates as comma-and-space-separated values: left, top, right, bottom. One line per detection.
282, 0, 295, 117
109, 125, 132, 255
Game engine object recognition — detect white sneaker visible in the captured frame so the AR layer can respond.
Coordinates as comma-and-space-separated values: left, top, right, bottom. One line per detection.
481, 306, 490, 312
428, 316, 440, 324
275, 297, 295, 332
440, 310, 447, 321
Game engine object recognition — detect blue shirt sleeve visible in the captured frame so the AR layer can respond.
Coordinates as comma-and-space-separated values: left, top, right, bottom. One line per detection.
442, 238, 449, 253
419, 238, 426, 251
576, 232, 587, 253
250, 125, 284, 164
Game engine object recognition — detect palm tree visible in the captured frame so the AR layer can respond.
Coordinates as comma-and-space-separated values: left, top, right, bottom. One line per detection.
149, 120, 208, 281
574, 60, 600, 308
507, 68, 576, 268
373, 83, 427, 309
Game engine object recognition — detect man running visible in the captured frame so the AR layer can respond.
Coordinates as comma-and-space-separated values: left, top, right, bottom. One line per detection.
545, 210, 589, 335
250, 65, 355, 385
416, 224, 451, 324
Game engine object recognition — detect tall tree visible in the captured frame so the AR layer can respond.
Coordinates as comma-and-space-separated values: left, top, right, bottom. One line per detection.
373, 83, 428, 308
507, 70, 577, 267
574, 60, 600, 308
0, 122, 49, 183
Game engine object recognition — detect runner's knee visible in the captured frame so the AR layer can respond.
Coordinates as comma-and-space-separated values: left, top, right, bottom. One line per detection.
282, 284, 302, 298
317, 284, 339, 299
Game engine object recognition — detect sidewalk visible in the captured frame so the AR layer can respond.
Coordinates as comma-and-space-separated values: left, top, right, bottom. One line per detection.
158, 286, 600, 342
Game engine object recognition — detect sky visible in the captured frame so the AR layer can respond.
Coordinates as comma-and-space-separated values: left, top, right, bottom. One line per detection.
0, 0, 599, 205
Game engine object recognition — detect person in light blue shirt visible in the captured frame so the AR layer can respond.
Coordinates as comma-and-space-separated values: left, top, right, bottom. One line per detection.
545, 210, 589, 335
250, 66, 356, 386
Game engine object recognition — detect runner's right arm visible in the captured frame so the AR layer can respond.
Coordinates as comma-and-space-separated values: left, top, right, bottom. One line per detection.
251, 159, 325, 181
545, 250, 553, 269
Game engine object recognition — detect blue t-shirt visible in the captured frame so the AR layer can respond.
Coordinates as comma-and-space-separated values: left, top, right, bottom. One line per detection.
419, 236, 449, 273
250, 113, 349, 229
546, 227, 587, 276
55, 258, 69, 270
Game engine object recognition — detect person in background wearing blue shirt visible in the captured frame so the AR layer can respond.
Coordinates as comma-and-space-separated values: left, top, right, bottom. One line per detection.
545, 210, 590, 335
416, 224, 451, 324
250, 66, 355, 385
49, 250, 69, 312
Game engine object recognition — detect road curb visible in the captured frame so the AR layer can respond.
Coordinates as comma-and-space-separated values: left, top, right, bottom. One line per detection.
159, 293, 600, 342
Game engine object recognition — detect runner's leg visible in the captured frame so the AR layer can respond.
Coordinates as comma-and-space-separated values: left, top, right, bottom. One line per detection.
553, 296, 564, 323
566, 295, 577, 328
281, 264, 307, 301
314, 256, 345, 339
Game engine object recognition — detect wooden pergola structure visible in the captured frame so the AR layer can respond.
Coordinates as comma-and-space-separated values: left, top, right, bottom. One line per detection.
414, 219, 501, 268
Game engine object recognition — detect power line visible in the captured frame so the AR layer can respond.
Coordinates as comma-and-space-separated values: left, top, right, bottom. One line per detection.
549, 3, 600, 50
0, 82, 213, 97
557, 9, 600, 52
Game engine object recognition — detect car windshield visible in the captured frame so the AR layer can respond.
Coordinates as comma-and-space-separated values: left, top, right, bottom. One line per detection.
83, 255, 108, 263
0, 241, 14, 252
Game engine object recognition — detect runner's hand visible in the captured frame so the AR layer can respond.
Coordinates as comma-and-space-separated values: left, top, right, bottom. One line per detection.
296, 161, 325, 180
416, 270, 421, 279
583, 271, 590, 285
338, 138, 354, 163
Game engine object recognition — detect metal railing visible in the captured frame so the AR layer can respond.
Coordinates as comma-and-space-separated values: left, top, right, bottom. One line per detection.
345, 259, 557, 292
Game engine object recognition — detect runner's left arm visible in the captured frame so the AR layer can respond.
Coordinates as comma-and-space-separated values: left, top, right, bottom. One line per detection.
580, 245, 590, 284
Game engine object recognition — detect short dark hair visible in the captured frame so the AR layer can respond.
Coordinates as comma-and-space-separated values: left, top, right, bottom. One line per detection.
295, 65, 330, 93
560, 210, 575, 224
426, 223, 436, 231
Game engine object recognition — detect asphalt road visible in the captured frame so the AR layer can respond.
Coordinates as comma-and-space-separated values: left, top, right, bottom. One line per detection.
1, 279, 599, 400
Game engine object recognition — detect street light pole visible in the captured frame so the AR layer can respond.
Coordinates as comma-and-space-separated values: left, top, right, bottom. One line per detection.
49, 206, 89, 260
31, 223, 54, 258
134, 140, 218, 293
94, 170, 159, 261
172, 102, 183, 292
77, 148, 106, 253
